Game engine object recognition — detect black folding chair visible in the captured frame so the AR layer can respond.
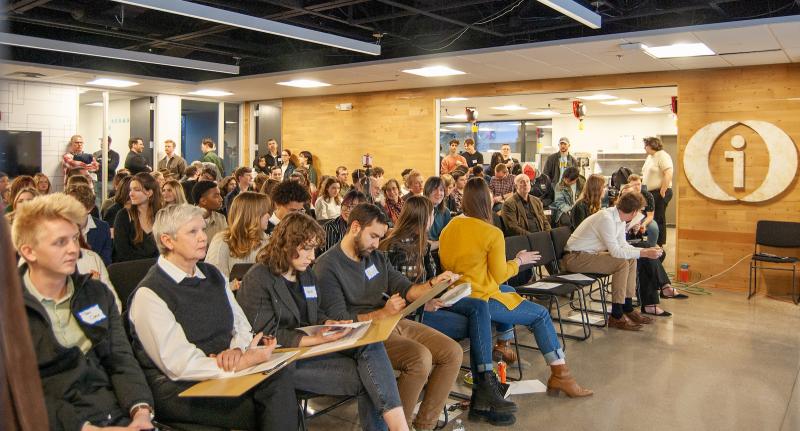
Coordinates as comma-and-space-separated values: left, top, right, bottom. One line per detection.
504, 235, 534, 287
520, 232, 591, 342
548, 227, 611, 327
107, 258, 157, 312
748, 220, 800, 304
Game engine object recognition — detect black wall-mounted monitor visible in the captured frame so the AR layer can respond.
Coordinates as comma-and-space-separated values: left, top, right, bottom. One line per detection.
0, 130, 42, 177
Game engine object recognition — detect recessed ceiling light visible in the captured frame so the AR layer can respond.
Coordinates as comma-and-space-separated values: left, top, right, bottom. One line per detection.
630, 106, 664, 112
529, 110, 560, 116
577, 94, 616, 101
188, 89, 233, 97
442, 97, 469, 102
276, 79, 331, 88
491, 105, 527, 111
85, 102, 104, 107
86, 78, 138, 88
402, 66, 466, 77
601, 99, 638, 106
445, 114, 468, 120
643, 42, 715, 59
443, 123, 467, 128
439, 128, 452, 132
225, 121, 237, 124
479, 128, 495, 132
538, 125, 553, 129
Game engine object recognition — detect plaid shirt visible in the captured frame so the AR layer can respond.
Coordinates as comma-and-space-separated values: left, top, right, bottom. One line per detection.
489, 175, 515, 199
384, 237, 438, 284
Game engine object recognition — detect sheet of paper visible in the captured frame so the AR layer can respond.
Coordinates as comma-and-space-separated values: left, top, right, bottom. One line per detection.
505, 379, 547, 397
556, 273, 595, 282
563, 312, 604, 325
440, 283, 471, 306
521, 281, 561, 290
228, 350, 299, 378
303, 322, 372, 356
626, 212, 645, 231
296, 320, 371, 336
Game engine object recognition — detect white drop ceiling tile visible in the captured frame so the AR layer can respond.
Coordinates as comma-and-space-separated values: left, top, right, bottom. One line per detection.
693, 25, 781, 54
513, 45, 598, 67
783, 48, 800, 62
624, 32, 701, 48
721, 50, 790, 66
769, 22, 800, 48
564, 38, 630, 55
665, 55, 731, 69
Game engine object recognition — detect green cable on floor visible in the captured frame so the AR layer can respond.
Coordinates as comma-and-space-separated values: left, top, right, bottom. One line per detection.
666, 272, 713, 296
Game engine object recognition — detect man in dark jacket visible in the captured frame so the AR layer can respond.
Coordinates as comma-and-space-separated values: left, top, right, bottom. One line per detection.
13, 193, 154, 430
124, 137, 151, 175
543, 137, 578, 185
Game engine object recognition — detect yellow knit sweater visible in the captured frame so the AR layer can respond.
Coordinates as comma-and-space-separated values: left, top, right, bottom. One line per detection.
439, 215, 523, 310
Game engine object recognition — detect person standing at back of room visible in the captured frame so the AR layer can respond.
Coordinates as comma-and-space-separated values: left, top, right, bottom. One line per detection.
543, 137, 577, 184
641, 136, 673, 247
157, 139, 187, 179
125, 137, 152, 175
441, 139, 468, 175
200, 138, 225, 177
461, 138, 484, 168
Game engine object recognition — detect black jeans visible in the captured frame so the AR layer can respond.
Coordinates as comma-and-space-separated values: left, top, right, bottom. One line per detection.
637, 258, 666, 307
148, 367, 299, 430
652, 187, 672, 246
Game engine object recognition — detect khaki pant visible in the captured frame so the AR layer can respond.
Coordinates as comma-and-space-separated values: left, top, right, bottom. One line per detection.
563, 251, 637, 304
384, 319, 463, 429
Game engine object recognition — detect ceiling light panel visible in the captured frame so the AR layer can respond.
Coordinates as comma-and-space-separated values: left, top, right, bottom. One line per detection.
86, 78, 139, 88
529, 110, 560, 116
491, 105, 527, 111
188, 89, 233, 97
630, 106, 664, 112
402, 66, 466, 77
577, 94, 616, 101
536, 0, 601, 29
442, 97, 469, 102
601, 99, 638, 105
643, 43, 715, 59
276, 79, 331, 88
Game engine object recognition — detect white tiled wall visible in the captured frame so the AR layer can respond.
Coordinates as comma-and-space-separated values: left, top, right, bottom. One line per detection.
0, 80, 79, 190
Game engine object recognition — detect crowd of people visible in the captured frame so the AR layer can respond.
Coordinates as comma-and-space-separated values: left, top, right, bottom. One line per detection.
1, 133, 684, 430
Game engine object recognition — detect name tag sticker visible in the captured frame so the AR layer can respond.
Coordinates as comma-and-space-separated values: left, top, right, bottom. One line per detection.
303, 285, 318, 299
544, 210, 552, 216
365, 264, 379, 280
78, 304, 106, 325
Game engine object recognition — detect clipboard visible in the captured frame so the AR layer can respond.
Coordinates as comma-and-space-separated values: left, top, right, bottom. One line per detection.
179, 351, 298, 398
399, 279, 455, 318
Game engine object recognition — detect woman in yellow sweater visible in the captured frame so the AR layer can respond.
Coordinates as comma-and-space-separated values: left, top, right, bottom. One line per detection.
439, 178, 592, 398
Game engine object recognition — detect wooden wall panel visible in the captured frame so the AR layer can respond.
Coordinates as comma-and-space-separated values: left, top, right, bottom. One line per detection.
280, 64, 800, 295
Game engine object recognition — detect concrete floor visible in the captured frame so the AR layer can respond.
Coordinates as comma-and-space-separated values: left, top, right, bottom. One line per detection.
306, 229, 800, 431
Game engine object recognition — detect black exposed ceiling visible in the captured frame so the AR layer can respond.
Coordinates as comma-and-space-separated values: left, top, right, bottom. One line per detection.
3, 0, 800, 82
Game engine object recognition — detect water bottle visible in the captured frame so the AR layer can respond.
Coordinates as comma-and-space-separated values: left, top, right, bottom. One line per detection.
452, 418, 466, 431
678, 263, 690, 283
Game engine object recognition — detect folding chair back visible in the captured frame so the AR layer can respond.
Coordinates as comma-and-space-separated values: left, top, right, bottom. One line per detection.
527, 231, 559, 276
107, 258, 157, 312
504, 235, 533, 287
755, 221, 800, 249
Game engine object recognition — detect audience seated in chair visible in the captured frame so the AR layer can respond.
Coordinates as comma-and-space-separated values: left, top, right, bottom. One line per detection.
192, 180, 228, 248
501, 174, 551, 237
314, 203, 463, 431
206, 191, 271, 283
549, 166, 584, 228
128, 204, 298, 430
113, 173, 161, 263
381, 196, 518, 426
14, 193, 155, 430
318, 190, 367, 255
439, 178, 592, 407
237, 212, 408, 431
267, 180, 310, 235
564, 192, 665, 330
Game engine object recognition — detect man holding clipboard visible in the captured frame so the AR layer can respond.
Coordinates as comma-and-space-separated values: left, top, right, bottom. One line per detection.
315, 203, 462, 431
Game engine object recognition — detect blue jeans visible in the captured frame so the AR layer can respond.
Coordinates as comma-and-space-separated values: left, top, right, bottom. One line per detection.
422, 297, 513, 375
487, 285, 564, 364
293, 343, 401, 431
643, 221, 659, 248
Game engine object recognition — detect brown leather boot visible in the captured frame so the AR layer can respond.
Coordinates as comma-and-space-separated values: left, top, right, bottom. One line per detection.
607, 315, 642, 331
547, 364, 593, 398
492, 340, 518, 364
